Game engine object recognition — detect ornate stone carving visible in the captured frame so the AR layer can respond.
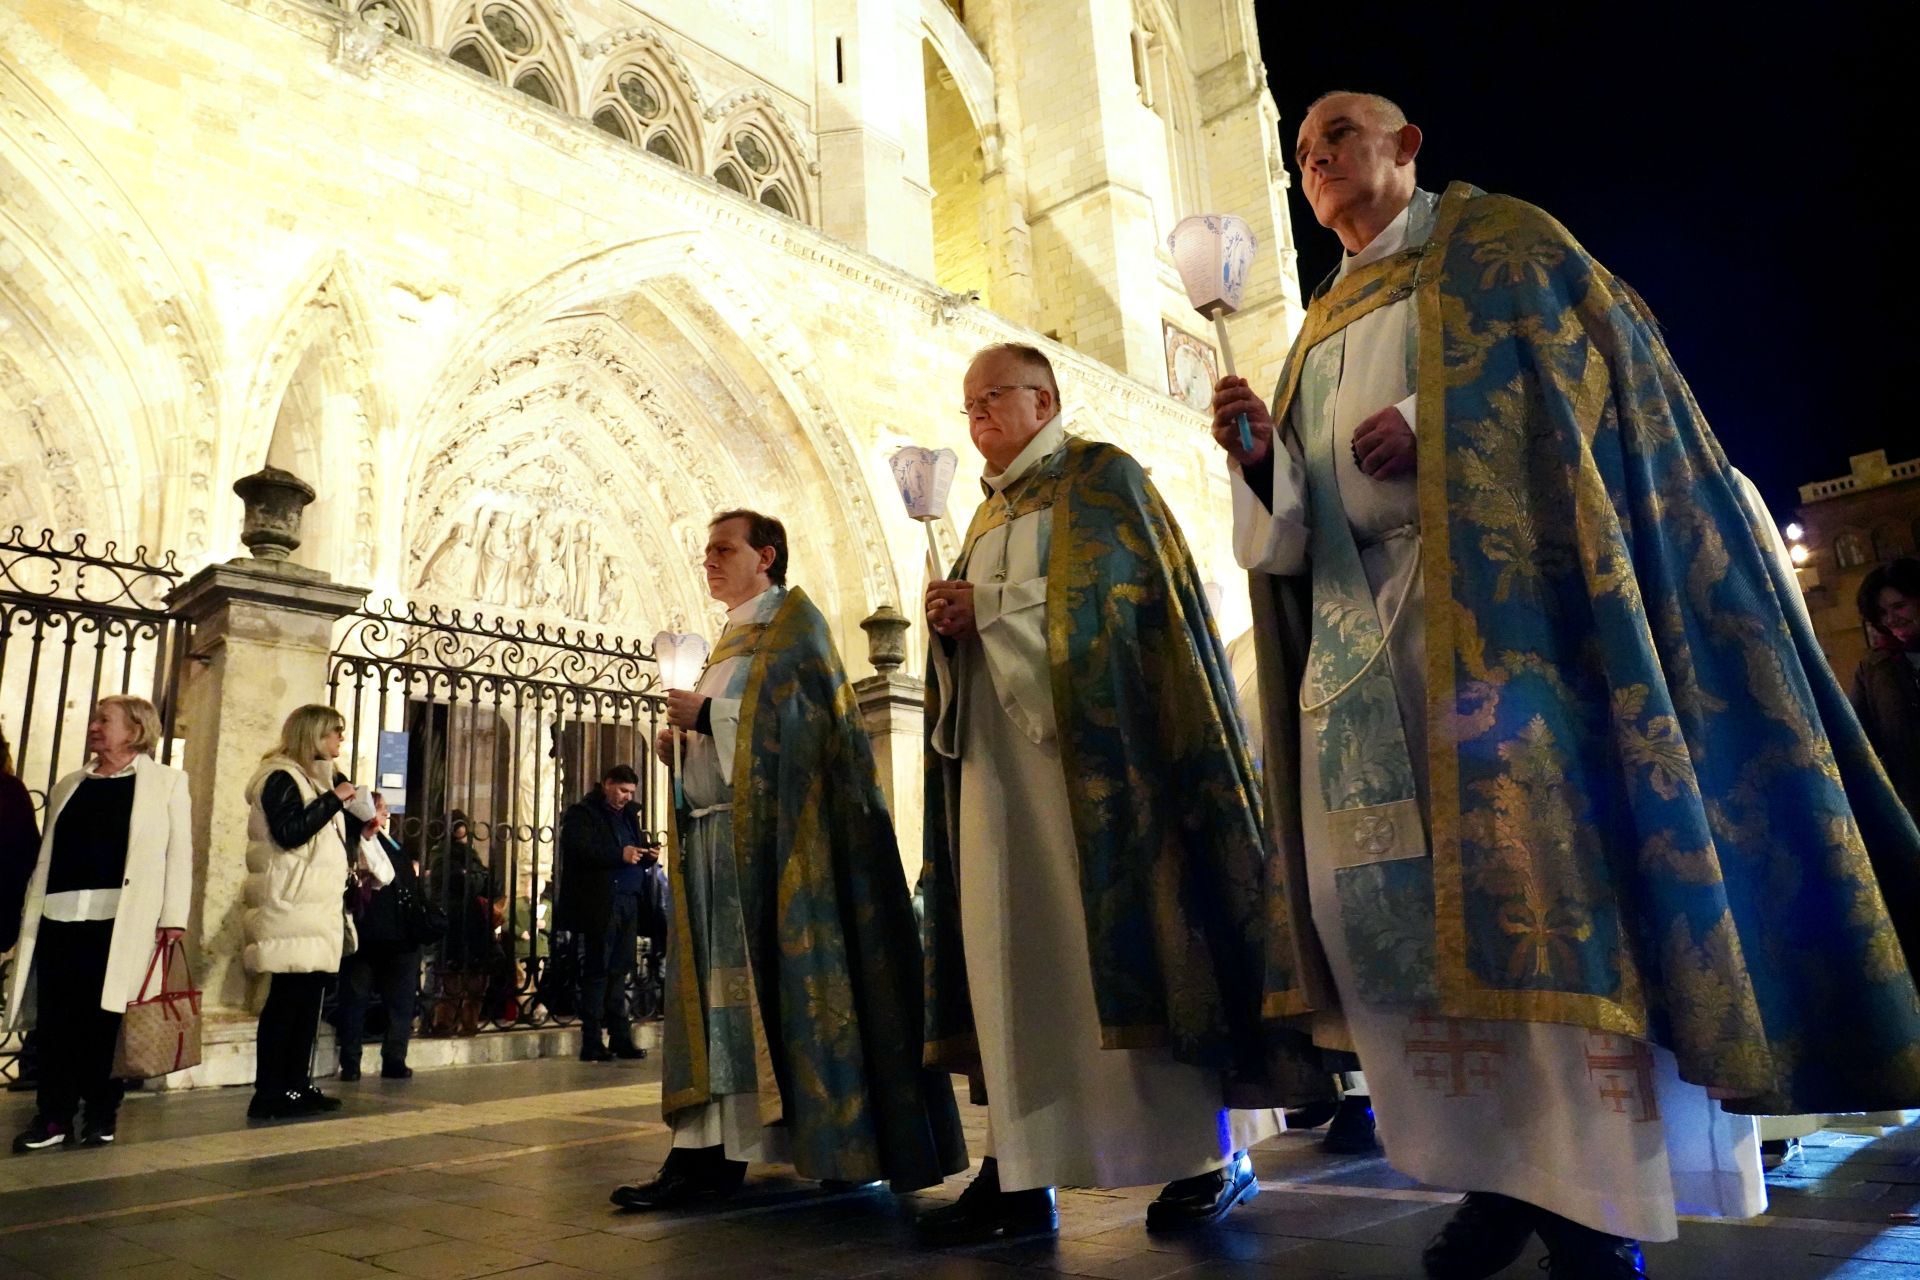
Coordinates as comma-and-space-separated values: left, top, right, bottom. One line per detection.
860, 605, 911, 675
233, 466, 317, 560
331, 13, 389, 76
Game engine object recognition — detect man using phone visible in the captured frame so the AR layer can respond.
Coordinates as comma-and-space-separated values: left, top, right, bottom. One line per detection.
557, 765, 649, 1062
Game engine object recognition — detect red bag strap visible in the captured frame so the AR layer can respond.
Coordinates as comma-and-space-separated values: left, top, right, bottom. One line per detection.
134, 943, 168, 1003
160, 939, 197, 996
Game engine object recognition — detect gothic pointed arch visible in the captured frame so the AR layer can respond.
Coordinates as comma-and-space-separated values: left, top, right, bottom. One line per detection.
582, 29, 706, 172
236, 261, 386, 582
0, 48, 219, 556
405, 235, 897, 657
438, 0, 580, 113
705, 92, 816, 223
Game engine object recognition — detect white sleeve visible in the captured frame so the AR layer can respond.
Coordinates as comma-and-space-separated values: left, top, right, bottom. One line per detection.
974, 576, 1055, 745
162, 769, 194, 929
706, 697, 743, 786
1393, 392, 1417, 435
1230, 435, 1311, 575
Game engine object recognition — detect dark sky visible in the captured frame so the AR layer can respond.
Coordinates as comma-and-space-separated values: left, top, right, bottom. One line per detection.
1258, 1, 1900, 519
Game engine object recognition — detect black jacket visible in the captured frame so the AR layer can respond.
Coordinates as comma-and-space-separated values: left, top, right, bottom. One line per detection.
349, 828, 424, 952
556, 791, 641, 937
1853, 646, 1920, 823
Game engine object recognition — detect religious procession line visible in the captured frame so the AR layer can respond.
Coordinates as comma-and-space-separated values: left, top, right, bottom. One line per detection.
0, 1078, 666, 1197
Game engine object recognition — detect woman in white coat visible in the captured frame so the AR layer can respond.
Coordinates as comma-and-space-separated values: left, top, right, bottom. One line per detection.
244, 703, 365, 1120
5, 695, 193, 1152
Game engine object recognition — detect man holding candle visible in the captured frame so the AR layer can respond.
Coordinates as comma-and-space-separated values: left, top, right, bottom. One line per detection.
917, 343, 1324, 1245
1212, 91, 1920, 1278
610, 510, 965, 1211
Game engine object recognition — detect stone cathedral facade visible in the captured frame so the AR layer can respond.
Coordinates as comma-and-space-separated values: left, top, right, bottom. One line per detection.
1, 0, 1301, 651
1, 0, 1304, 1074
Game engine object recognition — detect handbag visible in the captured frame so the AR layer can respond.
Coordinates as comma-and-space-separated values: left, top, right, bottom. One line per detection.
395, 879, 447, 949
112, 939, 203, 1078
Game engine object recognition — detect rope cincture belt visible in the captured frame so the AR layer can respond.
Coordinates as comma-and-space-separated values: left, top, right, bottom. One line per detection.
688, 803, 734, 819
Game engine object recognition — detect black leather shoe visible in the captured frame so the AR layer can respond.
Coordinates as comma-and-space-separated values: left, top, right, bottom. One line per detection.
1146, 1151, 1258, 1232
338, 1062, 362, 1082
916, 1159, 1058, 1246
1321, 1095, 1381, 1154
1423, 1193, 1539, 1280
247, 1089, 310, 1120
1283, 1099, 1339, 1131
293, 1087, 342, 1114
1536, 1211, 1648, 1279
579, 1043, 614, 1063
610, 1042, 648, 1060
381, 1062, 413, 1080
610, 1154, 747, 1210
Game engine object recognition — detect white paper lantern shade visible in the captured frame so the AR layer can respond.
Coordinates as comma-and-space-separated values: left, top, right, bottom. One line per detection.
653, 630, 710, 806
1168, 214, 1259, 453
891, 446, 959, 573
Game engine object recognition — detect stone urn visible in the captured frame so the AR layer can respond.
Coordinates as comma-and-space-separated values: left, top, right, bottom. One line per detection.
232, 466, 316, 561
860, 604, 911, 676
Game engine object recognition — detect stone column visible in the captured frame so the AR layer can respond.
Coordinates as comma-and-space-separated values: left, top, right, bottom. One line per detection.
166, 468, 367, 1086
854, 605, 925, 884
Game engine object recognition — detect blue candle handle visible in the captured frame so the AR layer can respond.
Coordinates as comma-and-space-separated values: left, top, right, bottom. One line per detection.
1236, 412, 1254, 455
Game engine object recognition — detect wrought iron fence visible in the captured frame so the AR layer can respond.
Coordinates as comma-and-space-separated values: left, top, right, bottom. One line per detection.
327, 602, 670, 1040
0, 526, 193, 1086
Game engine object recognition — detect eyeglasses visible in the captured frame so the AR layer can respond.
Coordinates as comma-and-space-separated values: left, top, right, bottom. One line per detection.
961, 384, 1043, 416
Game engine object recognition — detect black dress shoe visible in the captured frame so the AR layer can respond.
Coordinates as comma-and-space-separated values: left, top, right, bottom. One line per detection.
1146, 1151, 1258, 1232
247, 1089, 310, 1120
1283, 1099, 1340, 1131
338, 1063, 362, 1082
610, 1042, 648, 1060
1536, 1211, 1648, 1279
293, 1087, 343, 1114
916, 1158, 1058, 1246
609, 1153, 747, 1210
1423, 1193, 1539, 1280
381, 1062, 413, 1080
579, 1044, 614, 1063
1320, 1095, 1381, 1154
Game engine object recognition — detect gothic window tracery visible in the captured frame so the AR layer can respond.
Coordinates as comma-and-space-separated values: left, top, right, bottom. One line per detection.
443, 2, 571, 111
588, 61, 697, 170
714, 120, 803, 221
1835, 530, 1870, 569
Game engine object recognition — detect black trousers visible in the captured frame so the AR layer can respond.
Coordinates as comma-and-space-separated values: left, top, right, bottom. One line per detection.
34, 918, 125, 1127
254, 970, 332, 1095
337, 946, 421, 1069
578, 893, 639, 1048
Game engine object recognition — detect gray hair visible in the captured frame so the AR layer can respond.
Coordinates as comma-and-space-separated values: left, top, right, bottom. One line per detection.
1305, 90, 1409, 132
970, 342, 1060, 403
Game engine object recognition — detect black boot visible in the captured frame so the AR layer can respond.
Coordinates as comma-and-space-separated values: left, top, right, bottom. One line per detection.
1146, 1150, 1258, 1231
916, 1158, 1058, 1246
609, 1145, 746, 1210
1320, 1094, 1381, 1154
1422, 1192, 1539, 1280
1536, 1210, 1648, 1279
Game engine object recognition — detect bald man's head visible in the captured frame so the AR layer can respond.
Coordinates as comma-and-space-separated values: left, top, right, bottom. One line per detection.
1295, 91, 1423, 252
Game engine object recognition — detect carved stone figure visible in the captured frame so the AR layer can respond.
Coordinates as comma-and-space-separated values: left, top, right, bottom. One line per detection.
475, 510, 513, 603
418, 518, 477, 596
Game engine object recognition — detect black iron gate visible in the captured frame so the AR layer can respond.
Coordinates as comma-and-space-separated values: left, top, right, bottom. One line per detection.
327, 602, 670, 1038
0, 526, 192, 1084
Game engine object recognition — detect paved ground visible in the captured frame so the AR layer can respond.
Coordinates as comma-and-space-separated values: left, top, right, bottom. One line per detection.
0, 1055, 1916, 1279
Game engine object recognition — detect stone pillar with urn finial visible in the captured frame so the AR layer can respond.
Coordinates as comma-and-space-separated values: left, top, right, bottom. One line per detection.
162, 466, 369, 1086
853, 604, 926, 886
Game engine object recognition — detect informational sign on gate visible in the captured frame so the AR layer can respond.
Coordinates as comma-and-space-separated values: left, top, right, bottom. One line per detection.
377, 729, 410, 813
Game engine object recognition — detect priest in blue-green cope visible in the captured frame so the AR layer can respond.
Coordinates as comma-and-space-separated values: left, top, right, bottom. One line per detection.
1213, 89, 1920, 1274
916, 343, 1330, 1246
608, 510, 965, 1213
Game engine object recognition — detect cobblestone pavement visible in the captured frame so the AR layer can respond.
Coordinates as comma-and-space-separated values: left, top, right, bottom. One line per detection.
0, 1055, 1916, 1278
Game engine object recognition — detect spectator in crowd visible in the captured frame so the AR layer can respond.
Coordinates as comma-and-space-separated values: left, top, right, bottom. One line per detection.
0, 724, 39, 954
558, 765, 649, 1062
1853, 558, 1920, 821
337, 792, 421, 1082
425, 809, 502, 1035
244, 704, 365, 1120
5, 696, 192, 1151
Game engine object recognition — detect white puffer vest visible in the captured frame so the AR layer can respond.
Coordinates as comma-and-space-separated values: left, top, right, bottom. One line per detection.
242, 758, 347, 974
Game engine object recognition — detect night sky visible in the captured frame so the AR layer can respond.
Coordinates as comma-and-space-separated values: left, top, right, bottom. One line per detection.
1258, 1, 1898, 520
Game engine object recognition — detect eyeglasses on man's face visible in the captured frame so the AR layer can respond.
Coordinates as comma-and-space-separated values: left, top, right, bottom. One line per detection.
961, 384, 1043, 417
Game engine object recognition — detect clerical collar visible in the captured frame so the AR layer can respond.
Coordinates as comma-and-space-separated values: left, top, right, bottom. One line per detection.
726, 584, 785, 626
983, 414, 1065, 495
1340, 196, 1416, 278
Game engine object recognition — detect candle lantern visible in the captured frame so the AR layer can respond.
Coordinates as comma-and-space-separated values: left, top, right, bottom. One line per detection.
1168, 214, 1259, 453
653, 630, 710, 807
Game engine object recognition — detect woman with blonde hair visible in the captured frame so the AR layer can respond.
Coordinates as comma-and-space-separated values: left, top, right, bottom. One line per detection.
244, 703, 369, 1120
5, 696, 193, 1152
